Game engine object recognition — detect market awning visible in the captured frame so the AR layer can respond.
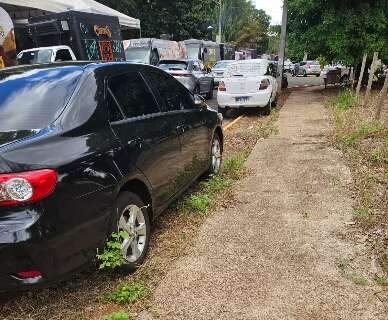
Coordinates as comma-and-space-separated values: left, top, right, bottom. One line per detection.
0, 0, 140, 29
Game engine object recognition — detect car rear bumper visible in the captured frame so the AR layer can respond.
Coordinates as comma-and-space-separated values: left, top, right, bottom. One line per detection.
217, 90, 271, 108
0, 202, 110, 292
306, 70, 321, 75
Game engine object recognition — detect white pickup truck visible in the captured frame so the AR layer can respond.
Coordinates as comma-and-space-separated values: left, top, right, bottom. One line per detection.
16, 46, 76, 65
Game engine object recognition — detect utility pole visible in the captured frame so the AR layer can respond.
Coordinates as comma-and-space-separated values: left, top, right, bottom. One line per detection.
277, 0, 288, 93
217, 0, 222, 43
356, 53, 367, 95
364, 51, 379, 106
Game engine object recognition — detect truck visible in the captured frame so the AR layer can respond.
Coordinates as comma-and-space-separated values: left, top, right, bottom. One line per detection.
183, 39, 221, 69
27, 10, 125, 61
0, 6, 16, 68
122, 38, 183, 65
17, 45, 77, 65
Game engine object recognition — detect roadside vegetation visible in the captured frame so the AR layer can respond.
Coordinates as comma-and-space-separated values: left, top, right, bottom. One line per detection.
327, 89, 387, 283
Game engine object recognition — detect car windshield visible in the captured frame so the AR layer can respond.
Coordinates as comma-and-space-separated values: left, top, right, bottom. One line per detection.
307, 61, 319, 65
124, 47, 150, 63
158, 61, 188, 71
0, 66, 83, 131
17, 49, 53, 65
212, 61, 231, 69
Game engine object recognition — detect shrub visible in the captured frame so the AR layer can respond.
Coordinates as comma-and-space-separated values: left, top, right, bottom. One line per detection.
96, 231, 129, 270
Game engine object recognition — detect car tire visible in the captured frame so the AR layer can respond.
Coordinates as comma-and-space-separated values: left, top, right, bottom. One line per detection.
271, 95, 278, 108
263, 98, 272, 116
206, 84, 214, 99
115, 191, 151, 272
208, 133, 222, 175
303, 70, 307, 77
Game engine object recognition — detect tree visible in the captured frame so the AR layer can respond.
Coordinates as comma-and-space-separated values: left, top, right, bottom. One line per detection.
287, 0, 388, 65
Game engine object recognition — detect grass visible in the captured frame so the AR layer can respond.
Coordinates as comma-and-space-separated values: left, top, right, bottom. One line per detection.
328, 89, 387, 280
375, 276, 388, 286
349, 272, 369, 286
106, 282, 149, 305
103, 311, 130, 320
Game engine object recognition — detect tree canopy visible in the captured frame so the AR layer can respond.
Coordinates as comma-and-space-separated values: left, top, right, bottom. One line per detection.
287, 0, 388, 65
97, 0, 272, 53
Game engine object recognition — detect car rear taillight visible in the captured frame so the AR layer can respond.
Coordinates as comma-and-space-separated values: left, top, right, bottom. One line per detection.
218, 81, 226, 91
259, 79, 270, 90
0, 169, 57, 206
15, 271, 42, 279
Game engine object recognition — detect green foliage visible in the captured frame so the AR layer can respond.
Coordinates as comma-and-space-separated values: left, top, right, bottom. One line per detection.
353, 209, 369, 219
203, 175, 231, 195
287, 0, 388, 64
96, 231, 129, 270
375, 276, 388, 286
222, 152, 248, 180
186, 194, 211, 213
328, 90, 358, 110
106, 282, 149, 304
103, 311, 130, 320
350, 272, 368, 286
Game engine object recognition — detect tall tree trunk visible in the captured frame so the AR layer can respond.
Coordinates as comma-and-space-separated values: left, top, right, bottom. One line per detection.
356, 54, 367, 95
375, 74, 388, 121
364, 51, 378, 106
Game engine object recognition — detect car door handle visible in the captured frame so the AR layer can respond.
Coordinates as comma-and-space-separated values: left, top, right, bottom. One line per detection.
127, 137, 143, 148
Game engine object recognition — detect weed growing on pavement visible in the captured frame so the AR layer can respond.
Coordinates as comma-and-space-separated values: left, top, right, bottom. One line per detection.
327, 89, 358, 110
187, 194, 211, 213
96, 231, 129, 270
257, 109, 280, 138
375, 276, 388, 286
106, 282, 149, 304
222, 151, 249, 180
103, 311, 130, 320
353, 209, 369, 219
349, 272, 368, 286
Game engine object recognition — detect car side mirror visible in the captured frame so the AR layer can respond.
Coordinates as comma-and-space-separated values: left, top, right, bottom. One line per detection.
194, 94, 207, 109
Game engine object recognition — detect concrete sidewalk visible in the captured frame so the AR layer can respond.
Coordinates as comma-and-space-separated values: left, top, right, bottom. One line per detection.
142, 87, 386, 319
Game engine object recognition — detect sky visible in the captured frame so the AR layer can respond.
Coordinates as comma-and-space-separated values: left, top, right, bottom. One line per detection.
254, 0, 283, 25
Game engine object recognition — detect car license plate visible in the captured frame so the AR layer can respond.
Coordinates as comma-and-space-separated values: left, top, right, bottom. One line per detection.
235, 96, 250, 103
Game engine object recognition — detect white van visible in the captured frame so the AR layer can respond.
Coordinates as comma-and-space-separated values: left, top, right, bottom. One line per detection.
217, 59, 278, 116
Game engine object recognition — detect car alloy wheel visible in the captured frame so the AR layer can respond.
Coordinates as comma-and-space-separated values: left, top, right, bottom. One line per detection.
210, 134, 222, 174
115, 192, 150, 270
118, 204, 147, 263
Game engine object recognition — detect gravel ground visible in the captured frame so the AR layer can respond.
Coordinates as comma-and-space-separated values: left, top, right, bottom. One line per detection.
140, 87, 387, 319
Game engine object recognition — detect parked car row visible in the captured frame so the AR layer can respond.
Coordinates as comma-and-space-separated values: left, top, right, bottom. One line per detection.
0, 61, 223, 291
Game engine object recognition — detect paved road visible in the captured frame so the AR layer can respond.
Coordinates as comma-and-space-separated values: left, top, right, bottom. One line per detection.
141, 87, 386, 320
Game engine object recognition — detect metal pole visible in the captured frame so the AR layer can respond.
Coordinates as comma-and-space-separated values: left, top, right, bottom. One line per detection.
277, 0, 287, 93
218, 0, 222, 43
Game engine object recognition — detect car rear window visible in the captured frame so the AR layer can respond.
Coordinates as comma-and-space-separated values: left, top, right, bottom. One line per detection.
225, 62, 268, 77
158, 61, 188, 71
17, 49, 53, 65
0, 66, 83, 131
213, 61, 231, 69
307, 61, 319, 65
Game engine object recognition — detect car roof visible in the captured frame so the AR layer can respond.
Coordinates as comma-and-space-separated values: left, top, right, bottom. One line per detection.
18, 46, 73, 53
0, 61, 161, 75
158, 59, 195, 63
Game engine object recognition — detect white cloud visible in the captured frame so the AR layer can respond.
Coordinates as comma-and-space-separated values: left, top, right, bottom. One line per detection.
254, 0, 283, 25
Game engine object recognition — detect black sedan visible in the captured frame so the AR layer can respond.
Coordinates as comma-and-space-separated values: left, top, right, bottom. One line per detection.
0, 62, 223, 291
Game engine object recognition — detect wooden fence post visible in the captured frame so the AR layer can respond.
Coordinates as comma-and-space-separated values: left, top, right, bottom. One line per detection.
356, 54, 367, 95
375, 74, 388, 121
364, 51, 379, 106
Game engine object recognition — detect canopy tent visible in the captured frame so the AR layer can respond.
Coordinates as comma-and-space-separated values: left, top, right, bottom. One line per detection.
0, 0, 140, 29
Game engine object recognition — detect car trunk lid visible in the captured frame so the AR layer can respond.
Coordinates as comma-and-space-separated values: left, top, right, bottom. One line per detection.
223, 76, 263, 94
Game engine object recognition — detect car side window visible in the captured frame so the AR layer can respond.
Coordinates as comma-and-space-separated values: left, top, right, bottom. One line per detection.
106, 89, 124, 122
55, 49, 73, 61
144, 70, 187, 112
108, 72, 160, 119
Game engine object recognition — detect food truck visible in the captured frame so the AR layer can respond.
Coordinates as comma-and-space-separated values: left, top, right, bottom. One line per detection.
0, 6, 16, 68
183, 39, 221, 69
27, 11, 125, 61
123, 38, 183, 65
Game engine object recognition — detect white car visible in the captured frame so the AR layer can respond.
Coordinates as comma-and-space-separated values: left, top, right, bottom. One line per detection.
17, 46, 76, 65
217, 59, 278, 116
